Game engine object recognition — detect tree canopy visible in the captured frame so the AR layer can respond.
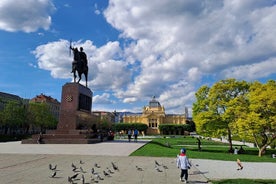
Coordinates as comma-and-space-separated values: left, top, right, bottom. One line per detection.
193, 79, 276, 156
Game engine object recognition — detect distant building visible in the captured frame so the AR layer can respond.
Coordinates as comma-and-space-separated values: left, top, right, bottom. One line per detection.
123, 96, 188, 134
0, 92, 23, 110
30, 93, 60, 120
92, 111, 116, 126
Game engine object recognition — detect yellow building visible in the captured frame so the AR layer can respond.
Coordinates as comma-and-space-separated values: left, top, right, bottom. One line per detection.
123, 96, 188, 134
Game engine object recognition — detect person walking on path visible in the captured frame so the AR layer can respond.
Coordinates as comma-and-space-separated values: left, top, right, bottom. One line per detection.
133, 129, 139, 142
177, 148, 191, 183
127, 129, 132, 142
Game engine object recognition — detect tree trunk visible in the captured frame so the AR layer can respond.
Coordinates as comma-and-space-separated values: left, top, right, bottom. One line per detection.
258, 145, 267, 157
227, 127, 233, 153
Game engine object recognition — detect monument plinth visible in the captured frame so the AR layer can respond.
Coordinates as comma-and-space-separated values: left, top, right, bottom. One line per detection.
22, 83, 100, 144
57, 82, 92, 131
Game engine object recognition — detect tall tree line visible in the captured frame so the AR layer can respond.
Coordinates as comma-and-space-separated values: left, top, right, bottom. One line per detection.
0, 101, 57, 135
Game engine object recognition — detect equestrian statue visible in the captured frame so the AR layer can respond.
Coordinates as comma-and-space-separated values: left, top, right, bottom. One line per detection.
70, 45, 88, 87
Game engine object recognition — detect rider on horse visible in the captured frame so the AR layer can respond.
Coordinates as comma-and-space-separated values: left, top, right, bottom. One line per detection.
70, 45, 89, 87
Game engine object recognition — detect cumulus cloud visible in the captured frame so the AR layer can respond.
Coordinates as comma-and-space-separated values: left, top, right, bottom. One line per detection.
102, 0, 276, 112
33, 39, 131, 91
93, 93, 114, 104
0, 0, 55, 32
32, 0, 276, 113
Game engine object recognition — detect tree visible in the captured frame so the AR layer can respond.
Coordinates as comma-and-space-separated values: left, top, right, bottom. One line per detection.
234, 80, 276, 156
193, 79, 249, 152
0, 101, 27, 134
28, 102, 57, 132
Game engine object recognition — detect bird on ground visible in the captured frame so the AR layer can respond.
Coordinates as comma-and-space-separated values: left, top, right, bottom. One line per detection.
155, 160, 161, 166
155, 166, 162, 172
237, 159, 243, 170
91, 167, 95, 174
103, 170, 110, 177
51, 164, 57, 170
95, 174, 104, 180
80, 160, 85, 164
80, 166, 86, 173
111, 162, 119, 171
72, 163, 77, 169
81, 174, 85, 184
94, 163, 101, 168
51, 171, 57, 178
68, 176, 73, 183
49, 164, 57, 170
70, 173, 79, 180
107, 167, 114, 174
136, 165, 143, 171
162, 164, 168, 169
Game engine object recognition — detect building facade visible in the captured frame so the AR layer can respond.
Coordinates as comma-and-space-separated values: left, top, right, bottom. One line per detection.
123, 96, 188, 134
30, 93, 60, 120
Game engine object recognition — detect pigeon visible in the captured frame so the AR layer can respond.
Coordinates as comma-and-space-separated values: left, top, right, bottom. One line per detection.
68, 176, 73, 183
155, 166, 162, 172
103, 170, 110, 177
136, 166, 143, 171
49, 164, 57, 170
72, 167, 78, 172
155, 160, 161, 166
80, 166, 86, 173
94, 163, 101, 168
72, 163, 77, 169
237, 159, 243, 170
107, 167, 114, 174
70, 173, 79, 180
91, 167, 95, 174
51, 164, 57, 170
81, 174, 85, 184
51, 171, 57, 178
111, 162, 119, 171
162, 164, 168, 169
80, 160, 85, 164
95, 174, 104, 180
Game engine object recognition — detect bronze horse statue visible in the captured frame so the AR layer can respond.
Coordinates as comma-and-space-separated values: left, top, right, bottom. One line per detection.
71, 46, 88, 87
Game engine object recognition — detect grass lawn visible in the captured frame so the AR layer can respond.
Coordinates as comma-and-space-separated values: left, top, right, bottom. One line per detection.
130, 136, 276, 162
130, 136, 276, 183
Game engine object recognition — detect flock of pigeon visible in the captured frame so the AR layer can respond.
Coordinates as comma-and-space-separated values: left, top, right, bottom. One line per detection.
48, 159, 170, 183
49, 159, 120, 183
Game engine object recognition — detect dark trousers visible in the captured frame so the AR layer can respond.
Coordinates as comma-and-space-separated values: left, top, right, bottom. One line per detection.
180, 169, 188, 180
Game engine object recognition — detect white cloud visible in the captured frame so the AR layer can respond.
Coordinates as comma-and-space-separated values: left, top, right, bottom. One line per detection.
102, 0, 276, 113
0, 0, 55, 32
33, 39, 131, 92
33, 1, 276, 114
222, 57, 276, 80
93, 93, 114, 104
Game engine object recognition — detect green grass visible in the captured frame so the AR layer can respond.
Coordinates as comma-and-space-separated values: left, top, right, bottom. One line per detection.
211, 179, 276, 184
130, 136, 276, 162
131, 137, 276, 183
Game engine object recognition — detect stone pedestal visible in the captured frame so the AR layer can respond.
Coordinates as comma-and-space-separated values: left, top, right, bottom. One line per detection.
57, 82, 92, 131
22, 83, 100, 144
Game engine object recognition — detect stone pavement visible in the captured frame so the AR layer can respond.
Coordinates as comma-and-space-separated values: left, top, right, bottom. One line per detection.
0, 140, 210, 184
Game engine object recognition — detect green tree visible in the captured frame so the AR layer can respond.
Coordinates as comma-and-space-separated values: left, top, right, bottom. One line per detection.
193, 79, 249, 152
235, 80, 276, 156
0, 101, 27, 134
28, 102, 57, 132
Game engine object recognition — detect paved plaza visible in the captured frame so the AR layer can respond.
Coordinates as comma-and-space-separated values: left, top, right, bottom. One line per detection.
0, 141, 275, 184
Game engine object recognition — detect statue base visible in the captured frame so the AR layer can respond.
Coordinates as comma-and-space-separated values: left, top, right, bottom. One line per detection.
22, 83, 101, 144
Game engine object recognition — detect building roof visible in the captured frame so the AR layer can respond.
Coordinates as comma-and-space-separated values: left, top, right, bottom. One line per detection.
30, 93, 60, 104
149, 96, 161, 108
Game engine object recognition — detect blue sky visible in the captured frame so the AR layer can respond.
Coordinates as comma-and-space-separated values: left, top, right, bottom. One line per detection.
0, 0, 276, 115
